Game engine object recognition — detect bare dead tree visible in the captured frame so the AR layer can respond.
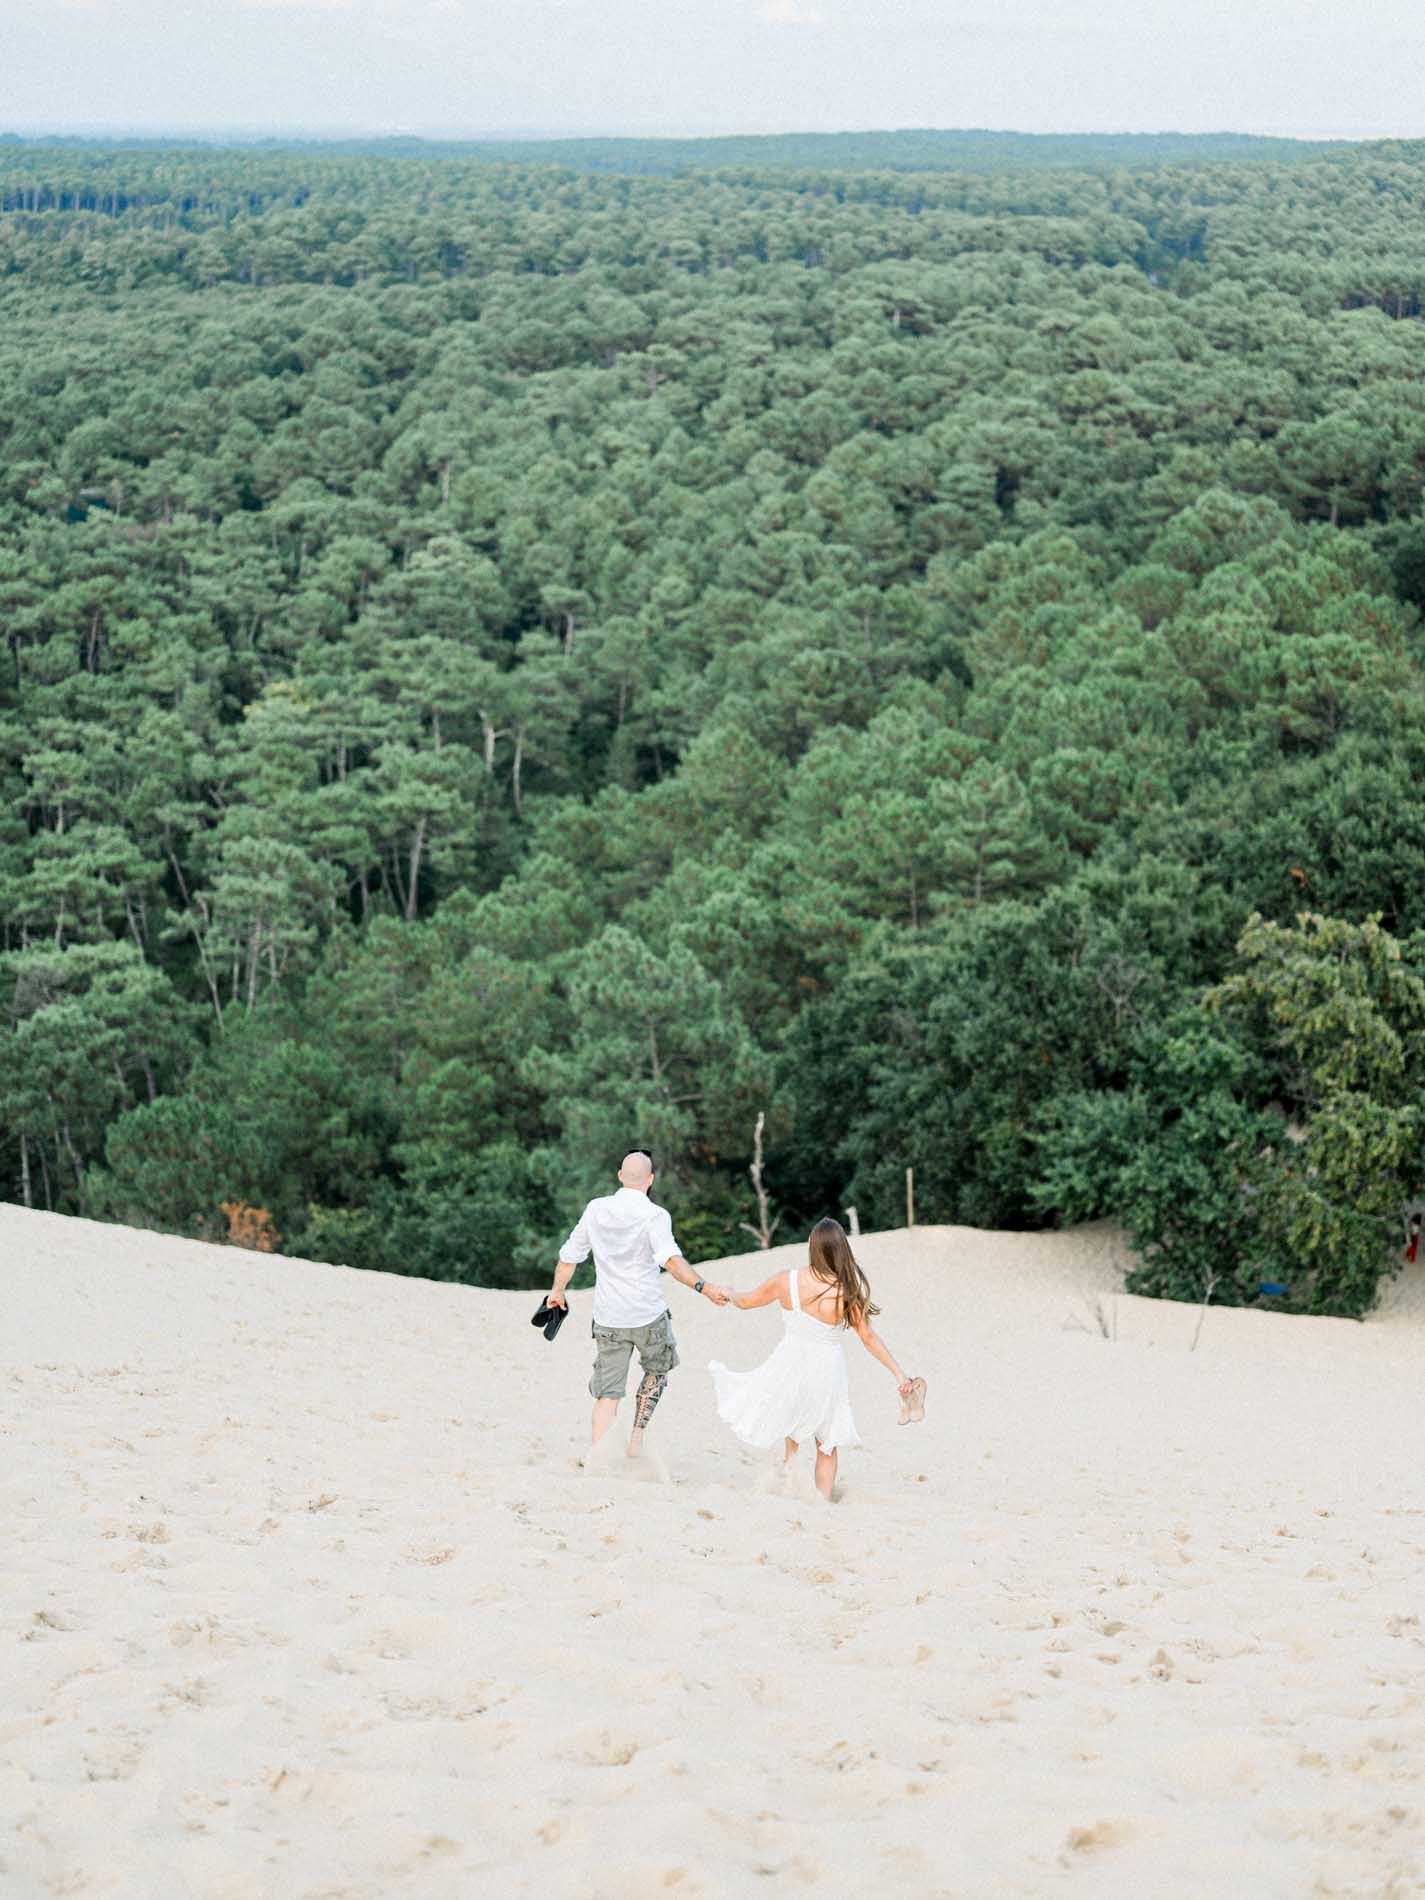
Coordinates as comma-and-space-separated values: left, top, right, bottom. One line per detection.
1190, 1267, 1219, 1352
739, 1110, 781, 1250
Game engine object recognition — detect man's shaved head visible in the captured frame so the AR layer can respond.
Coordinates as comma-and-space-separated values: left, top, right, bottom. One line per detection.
619, 1150, 654, 1188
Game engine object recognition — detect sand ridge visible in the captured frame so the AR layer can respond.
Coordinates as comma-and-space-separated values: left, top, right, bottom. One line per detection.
4, 1203, 1424, 1897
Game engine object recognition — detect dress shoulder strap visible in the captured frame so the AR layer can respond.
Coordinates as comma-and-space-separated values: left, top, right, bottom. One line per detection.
787, 1268, 801, 1312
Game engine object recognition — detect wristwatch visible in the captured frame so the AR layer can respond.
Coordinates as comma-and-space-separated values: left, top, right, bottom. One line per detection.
694, 1279, 706, 1295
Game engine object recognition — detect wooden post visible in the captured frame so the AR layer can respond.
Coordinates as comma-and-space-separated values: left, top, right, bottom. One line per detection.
906, 1167, 915, 1230
845, 1205, 860, 1238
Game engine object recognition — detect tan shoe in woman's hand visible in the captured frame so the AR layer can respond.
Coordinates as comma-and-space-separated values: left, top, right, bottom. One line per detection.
898, 1377, 926, 1425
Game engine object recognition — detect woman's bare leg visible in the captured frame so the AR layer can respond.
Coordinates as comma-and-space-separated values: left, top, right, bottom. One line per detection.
814, 1445, 838, 1500
783, 1436, 799, 1465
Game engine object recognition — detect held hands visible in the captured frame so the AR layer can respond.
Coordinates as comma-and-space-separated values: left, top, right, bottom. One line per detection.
546, 1284, 726, 1308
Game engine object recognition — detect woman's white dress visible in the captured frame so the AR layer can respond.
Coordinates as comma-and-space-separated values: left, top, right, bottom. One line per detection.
709, 1269, 862, 1454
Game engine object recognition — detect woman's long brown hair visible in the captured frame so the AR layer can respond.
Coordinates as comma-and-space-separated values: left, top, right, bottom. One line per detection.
807, 1217, 879, 1329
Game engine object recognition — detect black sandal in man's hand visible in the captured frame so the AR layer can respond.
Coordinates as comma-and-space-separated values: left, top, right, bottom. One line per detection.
531, 1294, 569, 1341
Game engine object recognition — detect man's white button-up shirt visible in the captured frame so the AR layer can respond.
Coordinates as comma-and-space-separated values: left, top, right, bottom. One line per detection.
560, 1187, 682, 1328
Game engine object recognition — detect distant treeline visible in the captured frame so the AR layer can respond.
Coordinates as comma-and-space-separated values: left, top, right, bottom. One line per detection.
3, 136, 1425, 1316
0, 127, 1346, 175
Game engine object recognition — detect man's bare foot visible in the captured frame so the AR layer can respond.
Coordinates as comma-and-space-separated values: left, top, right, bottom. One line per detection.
626, 1430, 644, 1459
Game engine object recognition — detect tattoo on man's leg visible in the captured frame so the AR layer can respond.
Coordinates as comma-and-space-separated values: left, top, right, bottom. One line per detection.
633, 1371, 667, 1430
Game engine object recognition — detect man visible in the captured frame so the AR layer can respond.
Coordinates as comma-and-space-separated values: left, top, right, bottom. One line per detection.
546, 1150, 729, 1456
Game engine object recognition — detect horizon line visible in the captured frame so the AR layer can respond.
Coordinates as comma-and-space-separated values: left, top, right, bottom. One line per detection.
0, 122, 1401, 145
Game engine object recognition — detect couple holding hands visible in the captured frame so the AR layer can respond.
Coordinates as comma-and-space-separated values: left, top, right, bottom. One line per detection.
540, 1151, 925, 1500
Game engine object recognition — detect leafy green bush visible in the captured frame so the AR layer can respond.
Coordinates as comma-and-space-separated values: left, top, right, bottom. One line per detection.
1033, 1017, 1282, 1307
1036, 917, 1425, 1319
1205, 913, 1425, 1316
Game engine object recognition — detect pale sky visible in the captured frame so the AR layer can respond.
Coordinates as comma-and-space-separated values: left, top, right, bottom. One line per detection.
6, 0, 1424, 140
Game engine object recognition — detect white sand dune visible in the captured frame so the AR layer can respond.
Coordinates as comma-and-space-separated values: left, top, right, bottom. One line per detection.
4, 1202, 1425, 1899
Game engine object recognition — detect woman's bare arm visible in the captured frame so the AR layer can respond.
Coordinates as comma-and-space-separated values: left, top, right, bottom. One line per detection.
731, 1272, 787, 1310
853, 1312, 909, 1388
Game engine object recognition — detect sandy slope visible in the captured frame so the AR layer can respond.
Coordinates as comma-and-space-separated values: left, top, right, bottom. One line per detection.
4, 1203, 1424, 1900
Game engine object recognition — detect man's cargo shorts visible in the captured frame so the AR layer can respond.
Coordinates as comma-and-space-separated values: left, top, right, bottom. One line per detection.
590, 1311, 680, 1399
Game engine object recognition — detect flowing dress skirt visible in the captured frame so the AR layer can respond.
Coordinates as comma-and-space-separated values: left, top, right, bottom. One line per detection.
710, 1316, 861, 1454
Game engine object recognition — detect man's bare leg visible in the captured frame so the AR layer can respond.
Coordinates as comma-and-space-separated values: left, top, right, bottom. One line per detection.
625, 1371, 667, 1457
591, 1397, 619, 1444
814, 1445, 838, 1501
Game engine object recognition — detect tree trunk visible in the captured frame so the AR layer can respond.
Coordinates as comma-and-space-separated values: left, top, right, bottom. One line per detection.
189, 913, 223, 1022
405, 816, 427, 922
63, 1120, 84, 1197
738, 1109, 781, 1250
20, 1133, 31, 1209
167, 847, 192, 906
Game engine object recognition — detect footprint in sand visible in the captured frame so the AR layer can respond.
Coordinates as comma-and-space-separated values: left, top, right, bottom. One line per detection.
358, 1614, 452, 1660
590, 1861, 709, 1899
26, 1608, 82, 1636
626, 1446, 671, 1484
561, 1726, 648, 1766
580, 1437, 670, 1484
1062, 1817, 1136, 1859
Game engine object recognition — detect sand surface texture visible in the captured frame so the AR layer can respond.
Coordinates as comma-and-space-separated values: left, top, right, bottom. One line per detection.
4, 1204, 1424, 1898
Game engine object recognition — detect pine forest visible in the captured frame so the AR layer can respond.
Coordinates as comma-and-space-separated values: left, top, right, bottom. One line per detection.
5, 130, 1425, 1317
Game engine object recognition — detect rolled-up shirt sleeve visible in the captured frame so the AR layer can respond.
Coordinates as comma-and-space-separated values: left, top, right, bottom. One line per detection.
560, 1205, 593, 1264
649, 1206, 681, 1268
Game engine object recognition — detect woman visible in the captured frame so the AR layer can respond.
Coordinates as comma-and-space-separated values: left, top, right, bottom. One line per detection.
709, 1218, 925, 1500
